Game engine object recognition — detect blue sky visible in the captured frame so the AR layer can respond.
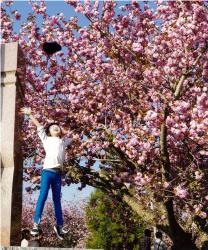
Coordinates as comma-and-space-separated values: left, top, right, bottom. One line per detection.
11, 0, 156, 33
12, 1, 92, 31
12, 0, 137, 31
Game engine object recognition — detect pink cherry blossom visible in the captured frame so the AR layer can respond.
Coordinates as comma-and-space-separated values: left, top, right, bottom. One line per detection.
174, 186, 188, 199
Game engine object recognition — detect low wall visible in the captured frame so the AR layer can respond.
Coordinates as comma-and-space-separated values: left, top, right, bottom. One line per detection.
1, 248, 102, 250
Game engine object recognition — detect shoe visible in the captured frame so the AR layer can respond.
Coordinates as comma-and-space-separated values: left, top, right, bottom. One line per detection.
53, 225, 67, 240
60, 226, 69, 234
30, 223, 39, 236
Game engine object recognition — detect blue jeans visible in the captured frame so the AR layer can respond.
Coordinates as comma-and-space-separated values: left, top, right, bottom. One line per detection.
34, 169, 63, 226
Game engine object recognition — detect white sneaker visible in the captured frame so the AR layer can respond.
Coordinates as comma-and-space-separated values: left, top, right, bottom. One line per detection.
53, 225, 68, 240
30, 223, 39, 236
61, 226, 69, 234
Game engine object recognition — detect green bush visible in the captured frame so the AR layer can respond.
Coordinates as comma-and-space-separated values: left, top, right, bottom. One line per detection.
85, 189, 145, 250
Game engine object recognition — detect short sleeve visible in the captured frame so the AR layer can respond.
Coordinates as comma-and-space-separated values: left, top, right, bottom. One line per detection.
63, 137, 73, 147
37, 126, 48, 144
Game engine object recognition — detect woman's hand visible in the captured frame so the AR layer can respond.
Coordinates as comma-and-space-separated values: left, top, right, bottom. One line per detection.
20, 107, 41, 127
20, 107, 32, 115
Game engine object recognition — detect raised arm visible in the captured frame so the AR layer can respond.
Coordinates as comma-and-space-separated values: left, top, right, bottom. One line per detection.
20, 107, 48, 143
20, 107, 41, 128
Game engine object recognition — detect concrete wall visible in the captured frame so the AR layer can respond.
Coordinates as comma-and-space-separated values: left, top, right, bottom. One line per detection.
1, 42, 25, 246
1, 248, 103, 250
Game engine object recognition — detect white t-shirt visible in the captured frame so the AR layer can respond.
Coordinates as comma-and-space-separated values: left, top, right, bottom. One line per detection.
37, 126, 72, 169
154, 238, 168, 250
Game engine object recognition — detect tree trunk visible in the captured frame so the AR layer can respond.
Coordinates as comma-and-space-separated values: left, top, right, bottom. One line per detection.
123, 194, 199, 250
165, 199, 198, 250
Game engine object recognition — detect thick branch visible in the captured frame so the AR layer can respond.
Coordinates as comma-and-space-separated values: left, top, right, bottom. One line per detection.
174, 48, 207, 99
160, 106, 171, 181
65, 159, 168, 227
123, 194, 155, 223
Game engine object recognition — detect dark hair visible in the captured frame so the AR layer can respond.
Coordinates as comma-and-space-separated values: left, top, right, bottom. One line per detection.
45, 122, 62, 137
144, 229, 152, 237
21, 229, 30, 240
156, 231, 162, 239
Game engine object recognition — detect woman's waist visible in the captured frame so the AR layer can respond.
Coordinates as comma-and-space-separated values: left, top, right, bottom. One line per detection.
43, 167, 61, 173
44, 154, 65, 161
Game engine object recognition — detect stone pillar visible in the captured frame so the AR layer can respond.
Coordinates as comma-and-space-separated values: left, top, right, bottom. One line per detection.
1, 42, 25, 246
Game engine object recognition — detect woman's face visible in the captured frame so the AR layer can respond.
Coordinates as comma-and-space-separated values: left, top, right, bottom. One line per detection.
49, 124, 61, 137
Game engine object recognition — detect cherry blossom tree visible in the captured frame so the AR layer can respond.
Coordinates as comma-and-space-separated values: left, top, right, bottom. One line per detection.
1, 1, 208, 249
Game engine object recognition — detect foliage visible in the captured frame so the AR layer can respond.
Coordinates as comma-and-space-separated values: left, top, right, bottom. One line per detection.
85, 189, 145, 250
